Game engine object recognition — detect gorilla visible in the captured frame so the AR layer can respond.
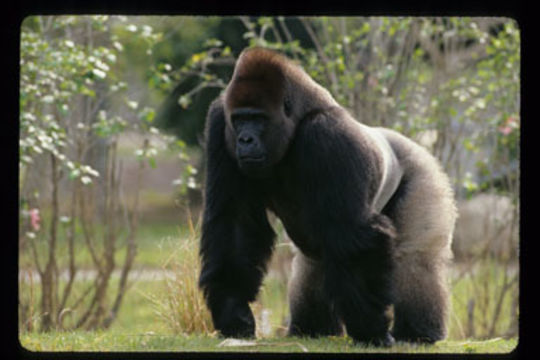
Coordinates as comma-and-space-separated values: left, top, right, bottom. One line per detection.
198, 47, 457, 346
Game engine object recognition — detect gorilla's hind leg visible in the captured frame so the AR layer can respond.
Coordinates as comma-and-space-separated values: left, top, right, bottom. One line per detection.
379, 136, 456, 344
392, 251, 451, 343
287, 253, 343, 337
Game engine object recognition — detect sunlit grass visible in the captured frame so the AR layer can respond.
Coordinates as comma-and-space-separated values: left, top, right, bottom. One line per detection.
19, 220, 518, 354
19, 331, 517, 353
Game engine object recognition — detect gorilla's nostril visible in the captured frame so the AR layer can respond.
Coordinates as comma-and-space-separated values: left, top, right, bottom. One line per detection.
238, 134, 254, 144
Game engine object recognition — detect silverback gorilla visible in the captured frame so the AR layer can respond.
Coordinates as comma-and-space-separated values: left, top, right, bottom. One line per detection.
198, 48, 457, 346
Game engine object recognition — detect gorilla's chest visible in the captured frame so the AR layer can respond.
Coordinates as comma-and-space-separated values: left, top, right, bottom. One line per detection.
263, 174, 322, 259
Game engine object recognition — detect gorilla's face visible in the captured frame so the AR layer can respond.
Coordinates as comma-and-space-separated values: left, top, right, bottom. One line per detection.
227, 102, 293, 178
223, 53, 296, 178
231, 107, 269, 173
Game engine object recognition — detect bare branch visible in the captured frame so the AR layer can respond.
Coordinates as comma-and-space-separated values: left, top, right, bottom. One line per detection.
238, 16, 254, 32
277, 17, 293, 43
70, 283, 95, 311
488, 269, 518, 337
269, 21, 283, 44
79, 192, 103, 271
74, 280, 99, 329
58, 165, 80, 317
103, 139, 146, 328
27, 234, 44, 276
387, 19, 420, 100
299, 17, 339, 92
39, 153, 61, 331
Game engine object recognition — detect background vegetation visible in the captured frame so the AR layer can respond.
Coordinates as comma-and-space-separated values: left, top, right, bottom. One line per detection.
19, 16, 519, 353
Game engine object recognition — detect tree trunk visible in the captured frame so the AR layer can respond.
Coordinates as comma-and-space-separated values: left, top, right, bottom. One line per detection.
40, 153, 59, 331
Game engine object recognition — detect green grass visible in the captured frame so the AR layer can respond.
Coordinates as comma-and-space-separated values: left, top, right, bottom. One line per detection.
19, 218, 518, 354
18, 269, 518, 354
107, 280, 168, 333
19, 332, 517, 353
19, 277, 168, 334
448, 260, 518, 339
134, 222, 192, 267
19, 221, 188, 270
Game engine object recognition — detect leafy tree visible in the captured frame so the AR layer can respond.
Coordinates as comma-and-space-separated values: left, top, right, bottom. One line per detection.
19, 15, 191, 331
163, 16, 519, 199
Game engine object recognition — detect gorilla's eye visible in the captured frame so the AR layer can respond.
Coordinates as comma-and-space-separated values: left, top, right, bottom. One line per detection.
283, 97, 292, 117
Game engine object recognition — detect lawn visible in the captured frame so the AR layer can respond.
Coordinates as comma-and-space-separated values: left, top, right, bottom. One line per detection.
19, 331, 517, 353
18, 272, 518, 354
19, 216, 519, 355
19, 221, 190, 272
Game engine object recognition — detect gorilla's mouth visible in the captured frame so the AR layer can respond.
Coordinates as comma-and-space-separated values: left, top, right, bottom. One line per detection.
238, 155, 270, 177
239, 155, 266, 163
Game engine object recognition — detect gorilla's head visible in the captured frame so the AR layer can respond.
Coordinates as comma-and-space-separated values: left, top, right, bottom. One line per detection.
222, 48, 337, 177
222, 49, 294, 177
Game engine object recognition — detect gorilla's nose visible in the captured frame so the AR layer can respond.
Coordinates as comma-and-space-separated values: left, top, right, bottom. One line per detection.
238, 133, 255, 145
237, 132, 264, 161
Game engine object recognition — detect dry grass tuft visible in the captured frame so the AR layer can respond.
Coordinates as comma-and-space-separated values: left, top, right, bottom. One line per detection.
149, 215, 214, 335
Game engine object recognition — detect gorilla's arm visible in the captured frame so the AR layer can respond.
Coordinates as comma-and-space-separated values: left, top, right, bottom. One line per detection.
199, 99, 275, 337
294, 110, 397, 345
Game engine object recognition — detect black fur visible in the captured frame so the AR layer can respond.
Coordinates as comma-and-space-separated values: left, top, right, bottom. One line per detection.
393, 300, 446, 344
199, 100, 395, 345
198, 48, 454, 346
199, 100, 275, 338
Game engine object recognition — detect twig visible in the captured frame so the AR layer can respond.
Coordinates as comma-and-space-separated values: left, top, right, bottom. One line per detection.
387, 20, 420, 101
39, 153, 60, 331
58, 152, 81, 318
103, 138, 145, 328
238, 16, 254, 33
467, 299, 475, 338
75, 280, 99, 329
269, 21, 283, 44
277, 17, 300, 61
70, 283, 95, 311
79, 193, 103, 270
27, 233, 44, 276
299, 17, 338, 92
443, 118, 466, 171
488, 271, 518, 337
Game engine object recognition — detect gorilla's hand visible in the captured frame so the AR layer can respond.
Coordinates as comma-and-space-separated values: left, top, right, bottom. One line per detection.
371, 332, 396, 347
351, 332, 395, 347
214, 297, 255, 338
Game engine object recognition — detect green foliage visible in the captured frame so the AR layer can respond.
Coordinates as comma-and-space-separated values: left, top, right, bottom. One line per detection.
169, 16, 519, 199
20, 16, 192, 181
21, 16, 520, 199
19, 15, 198, 332
20, 16, 199, 199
